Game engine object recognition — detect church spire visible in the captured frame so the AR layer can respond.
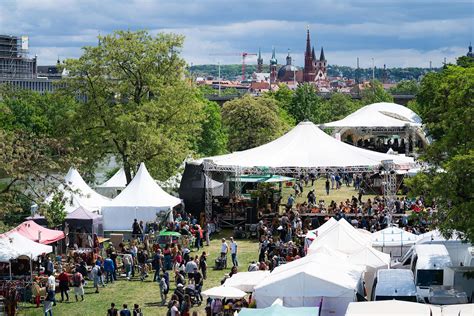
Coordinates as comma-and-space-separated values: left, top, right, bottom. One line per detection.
270, 46, 277, 65
286, 49, 292, 65
312, 46, 316, 61
257, 47, 263, 72
319, 47, 325, 61
305, 26, 311, 58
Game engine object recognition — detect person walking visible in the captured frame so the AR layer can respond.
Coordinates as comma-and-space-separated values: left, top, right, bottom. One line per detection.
152, 249, 163, 282
159, 273, 168, 306
43, 285, 55, 316
229, 237, 238, 267
57, 270, 70, 302
72, 270, 84, 301
325, 178, 330, 195
132, 304, 142, 316
91, 263, 101, 293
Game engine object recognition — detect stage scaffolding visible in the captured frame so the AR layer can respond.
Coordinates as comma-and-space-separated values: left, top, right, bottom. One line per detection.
202, 159, 400, 223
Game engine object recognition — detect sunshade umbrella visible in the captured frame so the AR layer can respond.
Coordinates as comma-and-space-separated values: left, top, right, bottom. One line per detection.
202, 285, 246, 299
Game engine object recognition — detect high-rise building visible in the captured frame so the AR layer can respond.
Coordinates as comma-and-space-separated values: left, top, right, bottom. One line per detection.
0, 35, 37, 79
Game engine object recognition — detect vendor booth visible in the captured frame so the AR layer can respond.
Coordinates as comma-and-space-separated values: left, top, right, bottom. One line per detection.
254, 252, 365, 316
372, 226, 417, 258
101, 163, 181, 231
7, 220, 65, 245
238, 298, 318, 316
65, 206, 103, 235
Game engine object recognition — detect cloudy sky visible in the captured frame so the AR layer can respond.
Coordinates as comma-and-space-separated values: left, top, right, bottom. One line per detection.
1, 0, 472, 67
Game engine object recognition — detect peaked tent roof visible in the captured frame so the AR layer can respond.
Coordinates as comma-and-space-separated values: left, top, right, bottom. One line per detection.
322, 102, 422, 128
308, 219, 372, 254
371, 226, 418, 247
66, 206, 102, 220
347, 245, 391, 270
306, 217, 338, 240
202, 121, 414, 169
107, 163, 181, 208
0, 232, 53, 260
8, 220, 65, 244
223, 271, 270, 292
97, 167, 127, 189
47, 167, 111, 213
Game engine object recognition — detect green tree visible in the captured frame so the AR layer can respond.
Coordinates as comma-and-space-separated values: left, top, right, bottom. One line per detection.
43, 191, 67, 228
222, 95, 288, 151
319, 92, 362, 123
406, 63, 474, 242
196, 101, 228, 156
389, 79, 419, 95
288, 83, 324, 123
61, 30, 205, 182
360, 80, 394, 105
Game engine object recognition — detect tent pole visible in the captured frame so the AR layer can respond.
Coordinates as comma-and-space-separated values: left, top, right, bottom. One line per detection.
203, 160, 214, 224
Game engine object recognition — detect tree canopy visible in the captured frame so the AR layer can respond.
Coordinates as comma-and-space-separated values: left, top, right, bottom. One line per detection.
360, 80, 394, 105
221, 95, 289, 152
61, 30, 205, 183
405, 59, 474, 242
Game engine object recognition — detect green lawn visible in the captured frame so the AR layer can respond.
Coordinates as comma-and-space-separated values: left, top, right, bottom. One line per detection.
19, 230, 258, 316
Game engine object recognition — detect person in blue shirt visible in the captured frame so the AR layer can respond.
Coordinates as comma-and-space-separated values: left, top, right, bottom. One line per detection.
120, 304, 131, 316
103, 255, 115, 284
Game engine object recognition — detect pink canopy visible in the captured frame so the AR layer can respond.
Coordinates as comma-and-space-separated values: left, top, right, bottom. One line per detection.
8, 220, 65, 245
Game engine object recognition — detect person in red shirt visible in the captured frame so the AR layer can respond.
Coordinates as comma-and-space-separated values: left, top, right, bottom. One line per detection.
57, 270, 71, 302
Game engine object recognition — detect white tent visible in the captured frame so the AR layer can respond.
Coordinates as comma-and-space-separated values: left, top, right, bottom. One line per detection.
201, 121, 414, 169
0, 236, 20, 262
47, 167, 111, 213
308, 219, 372, 255
0, 232, 52, 260
254, 252, 364, 316
441, 304, 474, 316
372, 226, 418, 258
101, 163, 181, 231
345, 300, 442, 316
223, 270, 270, 292
305, 217, 337, 241
202, 285, 246, 299
238, 298, 319, 316
97, 167, 127, 189
323, 102, 422, 128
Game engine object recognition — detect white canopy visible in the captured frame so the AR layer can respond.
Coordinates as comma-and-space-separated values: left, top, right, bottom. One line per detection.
0, 232, 52, 261
48, 167, 111, 213
101, 163, 181, 231
201, 121, 414, 170
441, 304, 474, 316
323, 102, 422, 128
254, 252, 364, 316
223, 271, 270, 292
305, 217, 338, 241
345, 300, 442, 316
347, 245, 390, 270
308, 219, 372, 255
202, 285, 246, 299
238, 299, 319, 316
371, 226, 418, 247
97, 167, 127, 189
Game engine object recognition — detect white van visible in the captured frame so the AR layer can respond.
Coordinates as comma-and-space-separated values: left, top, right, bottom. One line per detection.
371, 269, 418, 302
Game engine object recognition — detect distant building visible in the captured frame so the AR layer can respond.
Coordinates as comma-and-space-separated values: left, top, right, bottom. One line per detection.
0, 34, 62, 93
303, 28, 328, 84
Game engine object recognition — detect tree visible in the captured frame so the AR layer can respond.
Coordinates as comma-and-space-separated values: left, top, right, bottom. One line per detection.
360, 80, 394, 105
222, 95, 288, 151
389, 79, 419, 95
196, 100, 228, 156
61, 30, 205, 182
44, 191, 67, 228
405, 62, 474, 242
319, 92, 362, 123
288, 83, 324, 123
0, 87, 76, 229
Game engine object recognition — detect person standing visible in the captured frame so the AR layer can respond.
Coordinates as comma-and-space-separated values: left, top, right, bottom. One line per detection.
220, 238, 229, 268
104, 255, 115, 284
123, 252, 133, 281
132, 304, 142, 316
152, 249, 163, 282
229, 237, 238, 267
170, 300, 180, 316
107, 303, 119, 316
120, 304, 131, 316
132, 219, 140, 240
72, 270, 84, 301
43, 284, 55, 316
46, 271, 56, 305
159, 273, 168, 306
57, 270, 70, 302
325, 178, 330, 195
91, 263, 101, 293
199, 251, 207, 280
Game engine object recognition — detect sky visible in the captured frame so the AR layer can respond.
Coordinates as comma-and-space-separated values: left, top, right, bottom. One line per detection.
1, 0, 473, 68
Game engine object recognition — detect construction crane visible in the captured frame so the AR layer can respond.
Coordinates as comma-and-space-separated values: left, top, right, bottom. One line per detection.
209, 52, 257, 81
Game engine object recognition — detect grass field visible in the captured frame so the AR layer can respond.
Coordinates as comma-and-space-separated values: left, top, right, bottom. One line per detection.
20, 230, 258, 316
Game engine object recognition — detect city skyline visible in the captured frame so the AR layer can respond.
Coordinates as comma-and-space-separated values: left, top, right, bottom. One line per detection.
1, 0, 472, 67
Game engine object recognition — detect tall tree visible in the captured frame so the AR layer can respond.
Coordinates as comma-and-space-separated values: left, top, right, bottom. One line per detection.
360, 80, 394, 105
288, 83, 324, 123
196, 100, 228, 156
222, 95, 288, 152
61, 30, 205, 182
405, 61, 474, 242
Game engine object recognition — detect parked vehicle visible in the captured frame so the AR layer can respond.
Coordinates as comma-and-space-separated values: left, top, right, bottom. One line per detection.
371, 269, 418, 302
